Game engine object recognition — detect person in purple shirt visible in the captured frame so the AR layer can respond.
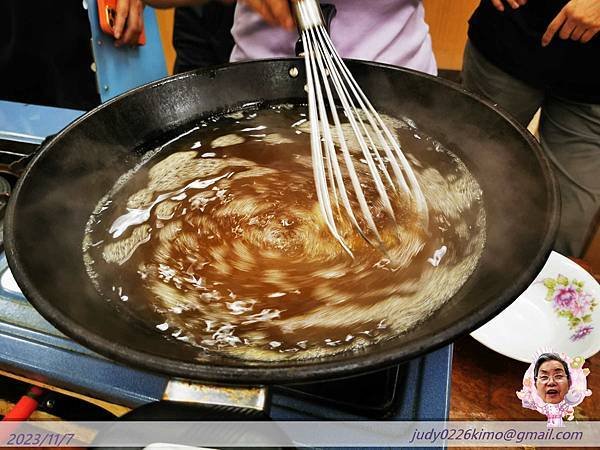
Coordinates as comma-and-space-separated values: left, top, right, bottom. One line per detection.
146, 0, 437, 75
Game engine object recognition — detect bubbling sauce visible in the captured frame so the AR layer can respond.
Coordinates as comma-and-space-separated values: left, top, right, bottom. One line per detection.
83, 104, 486, 361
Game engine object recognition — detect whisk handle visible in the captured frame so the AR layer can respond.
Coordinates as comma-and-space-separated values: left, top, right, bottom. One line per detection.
319, 4, 337, 30
290, 0, 325, 31
292, 2, 337, 56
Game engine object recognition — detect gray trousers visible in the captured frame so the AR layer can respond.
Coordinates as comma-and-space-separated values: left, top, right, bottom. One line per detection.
462, 41, 600, 257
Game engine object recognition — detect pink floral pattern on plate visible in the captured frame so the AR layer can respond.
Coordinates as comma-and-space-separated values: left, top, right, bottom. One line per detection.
543, 275, 597, 341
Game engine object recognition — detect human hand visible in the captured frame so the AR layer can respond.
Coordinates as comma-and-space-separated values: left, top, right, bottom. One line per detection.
242, 0, 295, 30
113, 0, 145, 47
542, 0, 600, 46
490, 0, 528, 12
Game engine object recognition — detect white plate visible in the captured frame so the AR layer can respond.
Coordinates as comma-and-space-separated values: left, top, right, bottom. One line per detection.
471, 251, 600, 363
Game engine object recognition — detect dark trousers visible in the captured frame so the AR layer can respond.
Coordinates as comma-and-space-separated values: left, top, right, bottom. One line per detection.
462, 41, 600, 257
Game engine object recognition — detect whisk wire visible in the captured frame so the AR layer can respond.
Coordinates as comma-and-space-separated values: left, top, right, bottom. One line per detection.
318, 28, 429, 223
301, 20, 353, 256
317, 27, 411, 200
307, 26, 380, 247
294, 0, 429, 255
313, 26, 397, 220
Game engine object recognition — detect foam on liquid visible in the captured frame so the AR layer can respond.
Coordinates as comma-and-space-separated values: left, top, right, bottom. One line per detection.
83, 104, 486, 361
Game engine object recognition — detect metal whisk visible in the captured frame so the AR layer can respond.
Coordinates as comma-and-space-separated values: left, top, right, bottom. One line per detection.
291, 0, 429, 256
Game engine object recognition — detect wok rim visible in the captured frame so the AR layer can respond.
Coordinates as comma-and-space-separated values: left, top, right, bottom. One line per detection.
4, 58, 560, 384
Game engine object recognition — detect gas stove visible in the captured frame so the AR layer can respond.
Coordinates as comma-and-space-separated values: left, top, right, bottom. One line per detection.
0, 100, 451, 422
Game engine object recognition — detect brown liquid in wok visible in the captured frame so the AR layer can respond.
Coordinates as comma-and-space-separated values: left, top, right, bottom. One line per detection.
83, 104, 486, 361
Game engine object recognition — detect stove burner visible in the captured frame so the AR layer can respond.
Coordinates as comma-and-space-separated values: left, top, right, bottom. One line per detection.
0, 175, 11, 244
0, 138, 39, 248
277, 365, 403, 418
0, 175, 11, 207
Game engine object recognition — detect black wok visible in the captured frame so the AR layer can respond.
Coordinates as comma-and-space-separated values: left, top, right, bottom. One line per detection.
4, 59, 559, 384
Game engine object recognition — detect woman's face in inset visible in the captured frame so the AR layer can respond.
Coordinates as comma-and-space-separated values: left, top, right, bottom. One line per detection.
535, 360, 570, 404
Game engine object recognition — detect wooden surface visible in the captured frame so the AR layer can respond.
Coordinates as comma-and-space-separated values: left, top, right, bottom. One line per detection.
584, 227, 600, 278
450, 248, 599, 447
0, 369, 130, 417
423, 0, 479, 70
450, 337, 599, 449
155, 8, 175, 74
451, 337, 599, 421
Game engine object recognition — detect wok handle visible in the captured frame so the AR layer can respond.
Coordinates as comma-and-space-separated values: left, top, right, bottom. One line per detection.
159, 379, 271, 418
8, 134, 55, 177
95, 385, 286, 446
118, 399, 269, 420
95, 385, 276, 445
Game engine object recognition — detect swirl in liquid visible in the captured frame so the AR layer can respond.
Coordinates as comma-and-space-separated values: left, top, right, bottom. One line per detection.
83, 104, 486, 361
